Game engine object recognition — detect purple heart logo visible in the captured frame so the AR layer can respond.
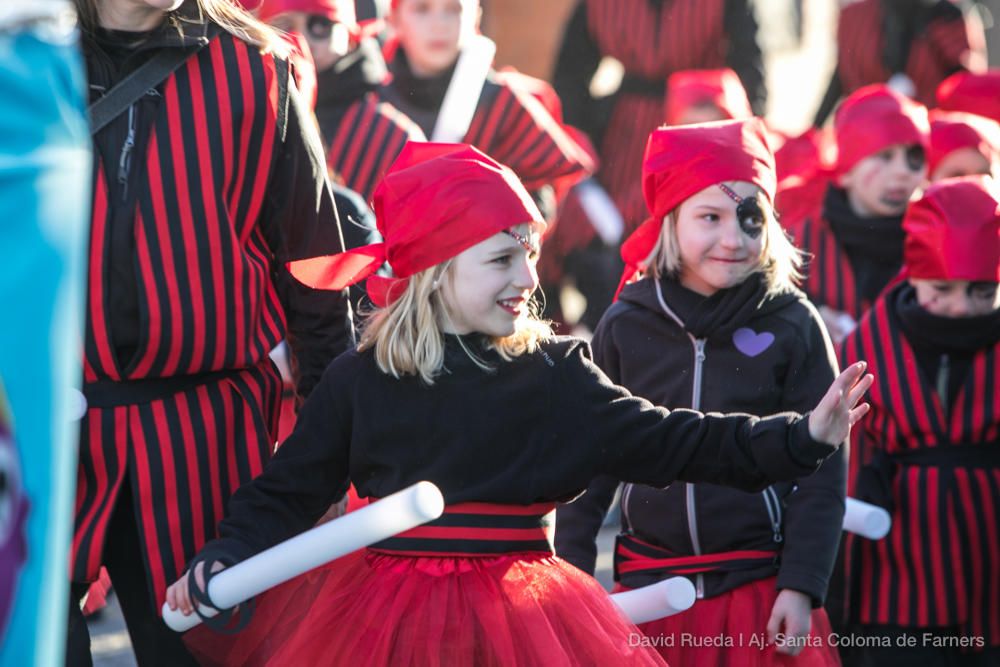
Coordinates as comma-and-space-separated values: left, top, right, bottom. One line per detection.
733, 327, 774, 357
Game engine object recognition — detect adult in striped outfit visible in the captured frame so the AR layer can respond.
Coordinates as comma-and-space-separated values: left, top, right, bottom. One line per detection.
814, 0, 986, 126
552, 0, 767, 233
783, 85, 929, 344
840, 175, 1000, 667
379, 0, 592, 220
68, 1, 352, 664
256, 0, 426, 204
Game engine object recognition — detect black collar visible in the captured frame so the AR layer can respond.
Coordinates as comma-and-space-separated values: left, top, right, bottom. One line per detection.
316, 38, 388, 109
387, 48, 457, 111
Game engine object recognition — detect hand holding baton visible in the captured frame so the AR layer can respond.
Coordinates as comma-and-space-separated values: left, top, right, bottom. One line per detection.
162, 481, 445, 632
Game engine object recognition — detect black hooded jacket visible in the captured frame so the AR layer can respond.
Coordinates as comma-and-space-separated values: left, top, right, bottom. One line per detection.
555, 275, 847, 605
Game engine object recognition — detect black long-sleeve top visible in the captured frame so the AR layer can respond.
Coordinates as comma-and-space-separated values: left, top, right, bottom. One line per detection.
195, 335, 837, 566
555, 276, 846, 605
82, 12, 351, 396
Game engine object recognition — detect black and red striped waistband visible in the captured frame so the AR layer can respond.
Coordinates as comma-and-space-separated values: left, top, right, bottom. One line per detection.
614, 534, 777, 584
370, 502, 555, 557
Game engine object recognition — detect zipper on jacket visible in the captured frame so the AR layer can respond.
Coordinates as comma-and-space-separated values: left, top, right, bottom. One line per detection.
117, 103, 137, 203
655, 281, 708, 598
937, 353, 950, 421
762, 487, 784, 544
115, 90, 159, 204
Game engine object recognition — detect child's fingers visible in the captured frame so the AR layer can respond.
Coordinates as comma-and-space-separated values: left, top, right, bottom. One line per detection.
848, 403, 871, 425
845, 373, 874, 408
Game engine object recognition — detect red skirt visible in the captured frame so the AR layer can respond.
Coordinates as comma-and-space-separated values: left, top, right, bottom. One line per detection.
621, 577, 841, 667
184, 550, 667, 666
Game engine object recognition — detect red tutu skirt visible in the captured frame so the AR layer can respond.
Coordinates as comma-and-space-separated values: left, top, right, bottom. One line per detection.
184, 550, 667, 666
621, 577, 841, 667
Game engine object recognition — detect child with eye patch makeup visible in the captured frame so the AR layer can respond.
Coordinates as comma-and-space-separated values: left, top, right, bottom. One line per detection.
166, 141, 873, 667
555, 120, 846, 667
782, 85, 930, 345
839, 175, 1000, 667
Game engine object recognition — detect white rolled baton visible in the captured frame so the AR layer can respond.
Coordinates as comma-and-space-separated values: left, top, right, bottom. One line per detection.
610, 576, 697, 625
843, 497, 892, 540
162, 481, 445, 633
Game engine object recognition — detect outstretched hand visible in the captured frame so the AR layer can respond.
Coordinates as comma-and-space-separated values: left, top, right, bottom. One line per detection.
808, 361, 873, 446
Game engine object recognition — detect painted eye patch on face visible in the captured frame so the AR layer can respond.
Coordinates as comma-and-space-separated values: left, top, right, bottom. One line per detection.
905, 145, 926, 172
717, 183, 765, 240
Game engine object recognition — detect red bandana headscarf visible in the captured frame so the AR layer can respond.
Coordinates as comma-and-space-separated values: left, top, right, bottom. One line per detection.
904, 175, 1000, 281
937, 70, 1000, 124
834, 84, 930, 176
664, 68, 753, 126
255, 0, 356, 25
616, 118, 776, 297
928, 110, 1000, 176
289, 143, 544, 306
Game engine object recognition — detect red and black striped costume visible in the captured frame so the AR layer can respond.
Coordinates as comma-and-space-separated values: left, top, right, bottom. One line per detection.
321, 94, 423, 203
814, 0, 986, 125
552, 0, 766, 232
841, 289, 1000, 646
789, 214, 868, 321
75, 25, 351, 614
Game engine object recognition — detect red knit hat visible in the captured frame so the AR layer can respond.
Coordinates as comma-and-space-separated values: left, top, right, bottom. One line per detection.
665, 69, 752, 126
255, 0, 355, 25
289, 143, 544, 306
937, 70, 1000, 123
616, 118, 776, 296
928, 110, 1000, 176
834, 84, 930, 176
903, 175, 1000, 281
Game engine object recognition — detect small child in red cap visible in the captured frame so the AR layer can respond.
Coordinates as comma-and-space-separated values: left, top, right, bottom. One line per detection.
165, 142, 871, 667
556, 119, 844, 667
783, 84, 930, 344
840, 175, 1000, 666
928, 110, 1000, 182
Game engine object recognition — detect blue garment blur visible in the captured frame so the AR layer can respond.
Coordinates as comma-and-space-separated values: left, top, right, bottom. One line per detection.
0, 5, 90, 665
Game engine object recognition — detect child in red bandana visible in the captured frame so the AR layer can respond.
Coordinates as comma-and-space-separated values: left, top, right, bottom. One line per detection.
927, 110, 1000, 182
783, 85, 930, 344
840, 175, 1000, 667
556, 119, 844, 667
166, 142, 871, 666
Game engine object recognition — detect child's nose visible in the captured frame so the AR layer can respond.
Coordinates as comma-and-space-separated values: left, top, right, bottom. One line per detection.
513, 257, 538, 291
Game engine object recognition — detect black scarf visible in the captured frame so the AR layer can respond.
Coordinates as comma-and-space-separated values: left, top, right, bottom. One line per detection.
387, 49, 457, 111
823, 186, 906, 302
658, 273, 777, 340
894, 283, 1000, 355
892, 282, 1000, 404
315, 38, 387, 111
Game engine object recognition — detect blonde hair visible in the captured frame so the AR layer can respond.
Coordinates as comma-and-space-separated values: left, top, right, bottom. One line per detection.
358, 261, 553, 385
644, 183, 803, 295
75, 0, 289, 57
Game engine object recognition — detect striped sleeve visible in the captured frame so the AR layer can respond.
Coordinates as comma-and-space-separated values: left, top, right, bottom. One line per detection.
467, 82, 594, 192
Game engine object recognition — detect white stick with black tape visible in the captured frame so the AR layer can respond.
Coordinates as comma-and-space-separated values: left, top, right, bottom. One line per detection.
430, 34, 496, 143
843, 497, 891, 540
610, 576, 697, 625
162, 481, 445, 632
